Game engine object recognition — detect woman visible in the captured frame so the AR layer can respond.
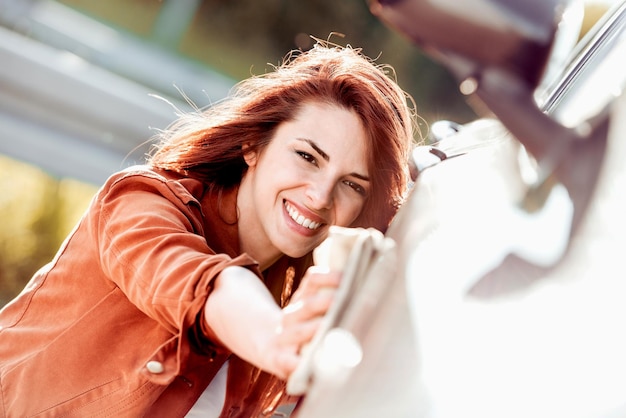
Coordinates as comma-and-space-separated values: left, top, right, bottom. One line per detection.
0, 42, 418, 417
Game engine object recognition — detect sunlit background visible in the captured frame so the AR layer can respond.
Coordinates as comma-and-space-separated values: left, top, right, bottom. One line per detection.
0, 0, 616, 305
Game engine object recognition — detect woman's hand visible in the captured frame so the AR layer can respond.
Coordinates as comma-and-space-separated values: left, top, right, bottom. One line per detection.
270, 266, 341, 379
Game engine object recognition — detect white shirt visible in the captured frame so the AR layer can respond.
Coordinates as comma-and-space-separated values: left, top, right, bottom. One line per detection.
185, 360, 229, 418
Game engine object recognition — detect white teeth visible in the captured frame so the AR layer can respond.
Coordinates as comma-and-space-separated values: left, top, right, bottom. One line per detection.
285, 202, 321, 230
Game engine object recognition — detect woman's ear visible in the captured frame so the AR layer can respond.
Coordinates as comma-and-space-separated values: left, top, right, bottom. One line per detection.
242, 144, 258, 167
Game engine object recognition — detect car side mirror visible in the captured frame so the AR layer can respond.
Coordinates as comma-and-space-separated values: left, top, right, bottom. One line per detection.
370, 0, 564, 90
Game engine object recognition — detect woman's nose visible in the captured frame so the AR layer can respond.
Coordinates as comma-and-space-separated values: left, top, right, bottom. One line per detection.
306, 179, 334, 210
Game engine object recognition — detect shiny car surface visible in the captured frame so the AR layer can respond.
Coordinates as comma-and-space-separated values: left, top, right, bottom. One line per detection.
293, 1, 626, 417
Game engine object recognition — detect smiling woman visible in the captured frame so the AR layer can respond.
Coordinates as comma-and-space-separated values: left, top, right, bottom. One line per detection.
0, 41, 418, 417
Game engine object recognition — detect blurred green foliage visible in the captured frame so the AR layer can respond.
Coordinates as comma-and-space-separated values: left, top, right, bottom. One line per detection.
0, 156, 96, 306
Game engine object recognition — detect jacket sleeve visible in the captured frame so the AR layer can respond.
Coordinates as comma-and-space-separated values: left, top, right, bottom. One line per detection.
90, 170, 258, 352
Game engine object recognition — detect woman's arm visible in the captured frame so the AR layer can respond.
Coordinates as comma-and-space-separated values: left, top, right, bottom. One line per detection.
204, 265, 340, 379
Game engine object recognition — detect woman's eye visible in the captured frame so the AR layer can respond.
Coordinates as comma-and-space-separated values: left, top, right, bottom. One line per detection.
296, 151, 317, 166
344, 180, 367, 196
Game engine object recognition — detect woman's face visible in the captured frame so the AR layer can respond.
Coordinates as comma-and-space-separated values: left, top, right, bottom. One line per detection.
238, 101, 370, 264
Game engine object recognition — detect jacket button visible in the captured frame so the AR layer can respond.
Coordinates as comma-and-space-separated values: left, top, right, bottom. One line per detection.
146, 361, 165, 374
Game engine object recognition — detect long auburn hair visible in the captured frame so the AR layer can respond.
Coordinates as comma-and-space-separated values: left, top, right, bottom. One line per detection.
148, 41, 419, 231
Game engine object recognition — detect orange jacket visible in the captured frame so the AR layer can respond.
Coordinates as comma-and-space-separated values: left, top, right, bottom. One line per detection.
0, 166, 309, 417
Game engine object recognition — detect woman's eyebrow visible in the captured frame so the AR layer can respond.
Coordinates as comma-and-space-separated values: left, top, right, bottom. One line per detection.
351, 172, 370, 182
297, 138, 329, 161
297, 137, 370, 182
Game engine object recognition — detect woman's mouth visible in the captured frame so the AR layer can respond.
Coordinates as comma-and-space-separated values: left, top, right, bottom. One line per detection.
284, 201, 323, 230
